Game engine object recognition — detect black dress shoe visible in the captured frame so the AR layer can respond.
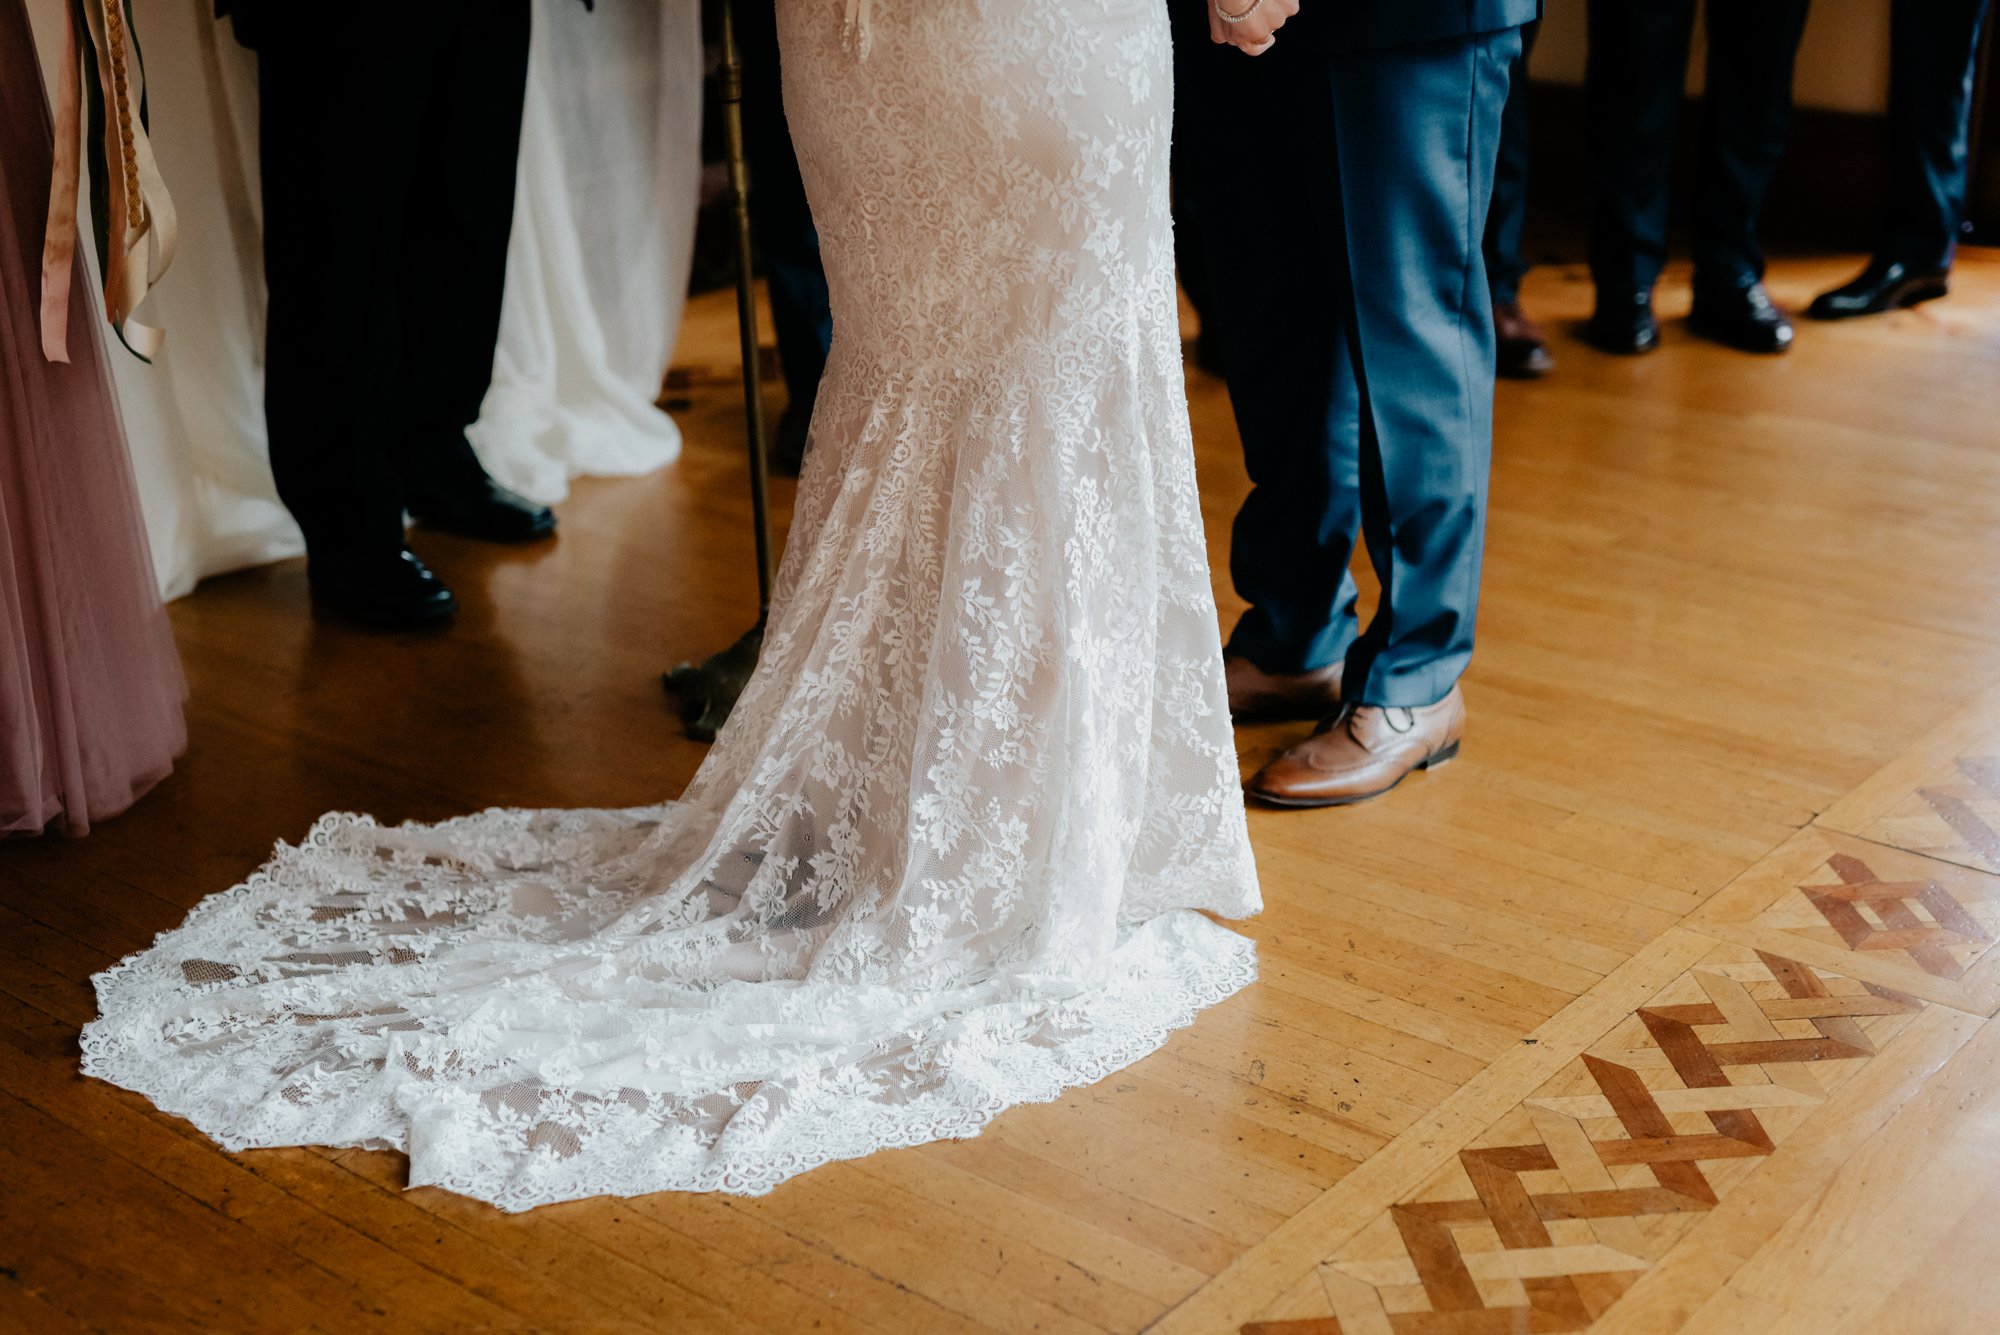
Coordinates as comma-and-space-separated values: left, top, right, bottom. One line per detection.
1689, 280, 1794, 354
1495, 299, 1555, 378
408, 478, 557, 544
1806, 257, 1950, 320
309, 548, 458, 629
1586, 291, 1660, 355
769, 400, 813, 479
1192, 330, 1227, 379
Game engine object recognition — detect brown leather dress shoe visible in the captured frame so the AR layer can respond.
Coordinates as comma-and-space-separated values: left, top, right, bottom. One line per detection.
1247, 685, 1465, 808
1494, 299, 1555, 379
1226, 655, 1344, 723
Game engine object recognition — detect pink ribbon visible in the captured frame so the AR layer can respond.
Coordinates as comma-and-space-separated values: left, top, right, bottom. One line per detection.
39, 1, 177, 364
38, 6, 81, 363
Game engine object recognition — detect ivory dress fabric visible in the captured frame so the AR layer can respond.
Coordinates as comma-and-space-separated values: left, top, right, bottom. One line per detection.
463, 0, 704, 504
83, 0, 1260, 1208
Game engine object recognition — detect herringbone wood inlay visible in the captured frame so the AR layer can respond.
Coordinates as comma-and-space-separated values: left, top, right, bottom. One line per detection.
1820, 687, 2000, 883
1860, 755, 2000, 878
1796, 851, 1992, 979
1692, 827, 2000, 1015
1242, 946, 1926, 1334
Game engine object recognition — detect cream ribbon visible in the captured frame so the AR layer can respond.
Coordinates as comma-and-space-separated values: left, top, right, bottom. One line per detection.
840, 0, 874, 58
40, 0, 178, 364
37, 3, 81, 363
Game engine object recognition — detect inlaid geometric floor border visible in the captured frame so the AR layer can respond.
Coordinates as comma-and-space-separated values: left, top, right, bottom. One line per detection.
1150, 681, 2000, 1335
1818, 680, 2000, 881
1232, 941, 1966, 1335
1689, 827, 2000, 1016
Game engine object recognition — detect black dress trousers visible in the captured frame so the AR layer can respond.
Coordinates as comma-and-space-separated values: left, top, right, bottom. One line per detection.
248, 2, 532, 557
1881, 0, 1993, 269
1584, 0, 1810, 297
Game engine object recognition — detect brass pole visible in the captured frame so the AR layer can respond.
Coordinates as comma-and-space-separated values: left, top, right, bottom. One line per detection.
721, 0, 777, 608
662, 0, 774, 740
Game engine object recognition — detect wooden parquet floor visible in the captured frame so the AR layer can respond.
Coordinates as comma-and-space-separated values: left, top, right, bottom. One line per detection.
4, 252, 2000, 1334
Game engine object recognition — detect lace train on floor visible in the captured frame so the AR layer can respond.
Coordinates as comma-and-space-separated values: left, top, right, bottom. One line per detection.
83, 807, 1254, 1209
83, 0, 1262, 1210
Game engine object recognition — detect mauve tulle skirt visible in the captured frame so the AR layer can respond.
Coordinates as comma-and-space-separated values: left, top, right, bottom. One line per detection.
2, 0, 186, 836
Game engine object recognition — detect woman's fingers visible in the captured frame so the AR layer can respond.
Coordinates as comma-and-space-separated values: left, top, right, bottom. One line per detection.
1212, 0, 1296, 55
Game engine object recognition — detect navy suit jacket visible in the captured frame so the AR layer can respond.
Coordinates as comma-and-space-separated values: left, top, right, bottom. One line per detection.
1306, 0, 1541, 53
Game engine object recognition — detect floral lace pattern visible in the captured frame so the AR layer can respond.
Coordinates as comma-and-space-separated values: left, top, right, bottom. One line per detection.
82, 0, 1261, 1211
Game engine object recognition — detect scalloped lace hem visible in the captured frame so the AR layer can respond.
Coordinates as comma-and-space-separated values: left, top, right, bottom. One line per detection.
81, 906, 1254, 1211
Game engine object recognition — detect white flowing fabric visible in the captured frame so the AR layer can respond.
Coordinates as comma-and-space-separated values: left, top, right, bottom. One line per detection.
83, 0, 1261, 1210
466, 0, 701, 503
24, 0, 700, 600
26, 0, 288, 601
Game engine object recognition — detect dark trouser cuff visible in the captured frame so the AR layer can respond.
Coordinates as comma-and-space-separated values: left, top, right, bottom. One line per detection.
1226, 615, 1354, 678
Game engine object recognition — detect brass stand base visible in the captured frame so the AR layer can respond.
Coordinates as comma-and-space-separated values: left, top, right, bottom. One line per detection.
662, 616, 765, 743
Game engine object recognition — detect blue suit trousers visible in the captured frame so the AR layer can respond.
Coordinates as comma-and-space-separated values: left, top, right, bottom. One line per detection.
1175, 17, 1519, 708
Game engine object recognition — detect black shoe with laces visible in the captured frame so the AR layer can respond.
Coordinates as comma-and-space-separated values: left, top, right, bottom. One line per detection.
1689, 279, 1794, 354
1806, 257, 1950, 321
769, 400, 813, 479
408, 477, 556, 544
1586, 290, 1660, 355
308, 547, 459, 630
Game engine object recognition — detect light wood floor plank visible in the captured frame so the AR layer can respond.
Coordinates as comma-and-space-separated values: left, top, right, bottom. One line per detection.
6, 254, 2000, 1333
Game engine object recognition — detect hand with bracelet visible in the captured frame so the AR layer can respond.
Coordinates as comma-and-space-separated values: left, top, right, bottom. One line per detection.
1206, 0, 1299, 56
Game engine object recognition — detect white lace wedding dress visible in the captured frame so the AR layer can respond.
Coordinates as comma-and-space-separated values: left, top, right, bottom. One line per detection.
83, 0, 1261, 1211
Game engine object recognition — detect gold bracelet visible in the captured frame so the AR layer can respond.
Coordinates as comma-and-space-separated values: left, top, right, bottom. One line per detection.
1214, 0, 1263, 24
